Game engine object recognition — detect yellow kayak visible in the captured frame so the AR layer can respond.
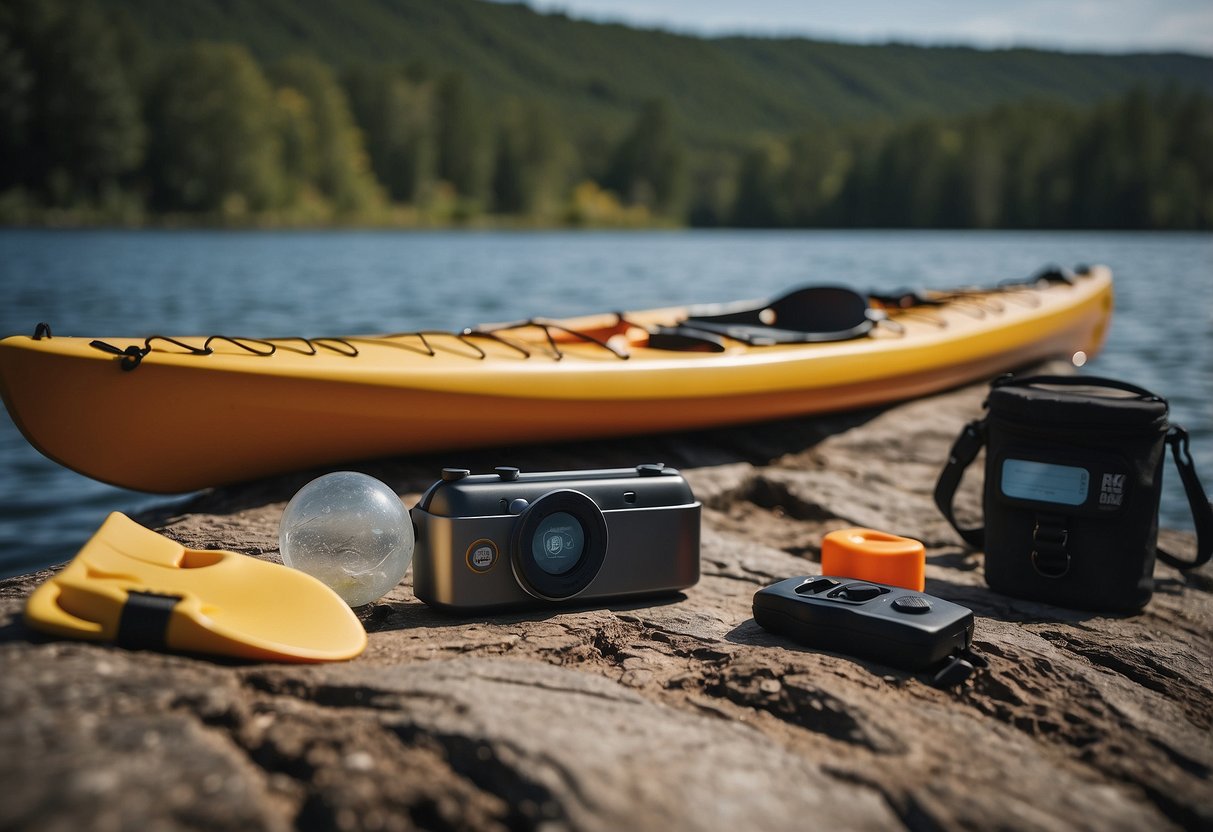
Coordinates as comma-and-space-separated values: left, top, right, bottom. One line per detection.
0, 266, 1113, 493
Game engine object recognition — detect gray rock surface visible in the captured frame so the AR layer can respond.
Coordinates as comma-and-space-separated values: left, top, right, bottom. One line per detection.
2, 368, 1210, 831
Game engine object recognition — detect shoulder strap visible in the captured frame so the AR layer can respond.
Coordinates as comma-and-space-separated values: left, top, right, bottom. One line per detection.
1157, 425, 1213, 570
934, 419, 987, 548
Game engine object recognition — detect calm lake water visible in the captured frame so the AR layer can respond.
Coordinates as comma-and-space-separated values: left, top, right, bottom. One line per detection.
1, 229, 1210, 576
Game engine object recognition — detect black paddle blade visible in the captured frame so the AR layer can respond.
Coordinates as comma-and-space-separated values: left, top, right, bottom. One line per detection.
684, 285, 876, 345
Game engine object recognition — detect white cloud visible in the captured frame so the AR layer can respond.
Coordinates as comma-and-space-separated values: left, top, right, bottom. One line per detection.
1149, 7, 1213, 51
511, 0, 1213, 54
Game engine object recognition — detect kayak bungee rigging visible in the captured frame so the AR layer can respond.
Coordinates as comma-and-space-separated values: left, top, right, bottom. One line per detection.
0, 265, 1113, 493
74, 266, 1074, 368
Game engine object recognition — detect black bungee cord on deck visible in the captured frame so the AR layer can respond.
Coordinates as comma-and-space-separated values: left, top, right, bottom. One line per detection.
58, 271, 1056, 372
87, 335, 276, 371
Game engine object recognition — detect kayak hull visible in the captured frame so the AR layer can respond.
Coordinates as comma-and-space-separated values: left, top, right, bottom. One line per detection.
0, 267, 1113, 493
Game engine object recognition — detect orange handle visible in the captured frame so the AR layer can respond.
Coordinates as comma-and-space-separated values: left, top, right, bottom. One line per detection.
821, 528, 925, 591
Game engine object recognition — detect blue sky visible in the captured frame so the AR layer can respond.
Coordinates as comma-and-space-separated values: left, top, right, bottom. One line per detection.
506, 1, 1213, 55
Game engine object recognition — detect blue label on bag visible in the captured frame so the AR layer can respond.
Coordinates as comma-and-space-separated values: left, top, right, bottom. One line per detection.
1001, 459, 1089, 506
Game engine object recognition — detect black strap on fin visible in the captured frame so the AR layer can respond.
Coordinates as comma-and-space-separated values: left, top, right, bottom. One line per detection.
116, 591, 181, 650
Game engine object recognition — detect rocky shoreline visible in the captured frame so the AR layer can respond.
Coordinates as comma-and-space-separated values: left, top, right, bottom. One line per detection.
2, 367, 1210, 831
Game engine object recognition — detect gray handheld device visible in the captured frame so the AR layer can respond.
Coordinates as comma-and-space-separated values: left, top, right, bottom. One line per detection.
411, 465, 700, 612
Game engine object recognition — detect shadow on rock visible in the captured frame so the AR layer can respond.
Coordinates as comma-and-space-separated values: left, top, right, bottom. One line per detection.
923, 574, 1104, 625
133, 405, 887, 528
360, 593, 689, 634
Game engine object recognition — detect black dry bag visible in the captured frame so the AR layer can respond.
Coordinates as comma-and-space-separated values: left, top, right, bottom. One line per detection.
934, 375, 1212, 612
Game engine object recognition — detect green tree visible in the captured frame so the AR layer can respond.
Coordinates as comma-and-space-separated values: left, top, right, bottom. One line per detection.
434, 72, 488, 201
783, 133, 852, 226
991, 102, 1077, 228
0, 9, 34, 192
604, 99, 688, 216
0, 0, 143, 202
275, 86, 320, 205
344, 64, 436, 204
490, 98, 568, 215
955, 119, 1004, 228
686, 151, 738, 227
271, 55, 379, 213
730, 143, 785, 227
146, 43, 282, 213
832, 131, 887, 227
1162, 89, 1213, 228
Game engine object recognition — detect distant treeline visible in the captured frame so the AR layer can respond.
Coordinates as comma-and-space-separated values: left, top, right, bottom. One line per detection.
1, 0, 1210, 229
724, 90, 1213, 229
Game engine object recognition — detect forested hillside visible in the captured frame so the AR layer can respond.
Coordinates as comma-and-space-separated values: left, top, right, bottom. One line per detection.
2, 0, 1210, 228
92, 0, 1213, 144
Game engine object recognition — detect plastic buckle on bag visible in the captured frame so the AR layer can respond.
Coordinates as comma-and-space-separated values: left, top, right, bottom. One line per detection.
1031, 516, 1070, 578
1031, 549, 1070, 578
1169, 425, 1192, 466
950, 421, 985, 466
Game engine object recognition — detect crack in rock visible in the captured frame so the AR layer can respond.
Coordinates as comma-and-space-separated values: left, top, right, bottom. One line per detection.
245, 658, 900, 830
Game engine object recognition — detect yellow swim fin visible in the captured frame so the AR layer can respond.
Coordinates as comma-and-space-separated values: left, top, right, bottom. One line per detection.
25, 512, 367, 662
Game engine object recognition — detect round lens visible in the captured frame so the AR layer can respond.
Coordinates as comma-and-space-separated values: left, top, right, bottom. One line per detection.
509, 489, 608, 602
530, 511, 585, 575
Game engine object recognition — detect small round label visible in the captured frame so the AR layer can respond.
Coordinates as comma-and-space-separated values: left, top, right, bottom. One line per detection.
466, 539, 499, 572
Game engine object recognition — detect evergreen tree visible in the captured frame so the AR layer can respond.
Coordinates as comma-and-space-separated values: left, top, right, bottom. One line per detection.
434, 71, 487, 201
783, 133, 851, 226
1163, 89, 1213, 228
0, 8, 34, 192
992, 102, 1077, 228
490, 99, 567, 215
0, 0, 144, 202
275, 86, 320, 205
686, 152, 738, 227
604, 99, 687, 216
344, 64, 436, 204
731, 143, 784, 227
145, 43, 282, 213
271, 55, 380, 213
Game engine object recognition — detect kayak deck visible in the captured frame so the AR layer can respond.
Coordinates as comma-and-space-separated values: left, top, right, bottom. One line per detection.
0, 267, 1113, 492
